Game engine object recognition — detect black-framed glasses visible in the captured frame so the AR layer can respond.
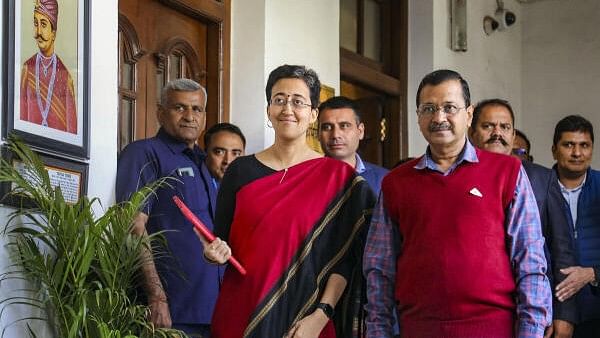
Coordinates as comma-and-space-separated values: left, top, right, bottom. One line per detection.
270, 95, 312, 110
417, 103, 465, 117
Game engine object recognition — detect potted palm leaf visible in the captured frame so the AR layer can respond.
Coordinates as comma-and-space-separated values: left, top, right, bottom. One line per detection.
0, 137, 186, 338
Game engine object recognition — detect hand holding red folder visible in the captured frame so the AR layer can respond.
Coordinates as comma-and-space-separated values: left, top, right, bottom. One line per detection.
172, 196, 247, 275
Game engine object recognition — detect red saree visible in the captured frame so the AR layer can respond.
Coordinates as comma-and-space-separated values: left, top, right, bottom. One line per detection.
211, 157, 375, 338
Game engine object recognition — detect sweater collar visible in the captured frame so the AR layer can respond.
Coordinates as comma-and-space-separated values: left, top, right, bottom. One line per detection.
415, 138, 478, 175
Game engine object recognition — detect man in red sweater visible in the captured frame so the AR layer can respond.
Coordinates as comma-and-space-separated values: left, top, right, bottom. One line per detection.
363, 69, 552, 338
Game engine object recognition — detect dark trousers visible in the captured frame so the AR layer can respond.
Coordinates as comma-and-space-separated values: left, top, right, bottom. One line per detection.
574, 320, 600, 338
172, 323, 210, 338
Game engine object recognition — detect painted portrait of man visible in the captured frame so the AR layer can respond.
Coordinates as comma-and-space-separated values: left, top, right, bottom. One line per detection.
20, 0, 77, 134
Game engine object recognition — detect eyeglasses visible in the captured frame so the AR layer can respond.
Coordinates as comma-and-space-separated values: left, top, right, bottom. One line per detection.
417, 103, 465, 117
270, 95, 312, 111
512, 148, 529, 157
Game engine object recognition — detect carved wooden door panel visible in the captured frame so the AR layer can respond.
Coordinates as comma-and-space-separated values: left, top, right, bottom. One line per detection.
118, 0, 230, 152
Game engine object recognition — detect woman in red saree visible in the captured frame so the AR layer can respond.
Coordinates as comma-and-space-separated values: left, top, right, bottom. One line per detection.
201, 65, 376, 338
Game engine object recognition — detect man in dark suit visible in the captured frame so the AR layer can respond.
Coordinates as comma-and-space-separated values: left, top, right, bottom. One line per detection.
469, 98, 577, 337
318, 96, 388, 195
550, 115, 600, 337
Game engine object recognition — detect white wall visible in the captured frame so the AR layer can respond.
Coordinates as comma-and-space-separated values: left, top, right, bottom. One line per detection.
231, 0, 339, 154
230, 0, 267, 154
521, 0, 600, 168
407, 0, 435, 157
0, 1, 118, 335
408, 0, 523, 157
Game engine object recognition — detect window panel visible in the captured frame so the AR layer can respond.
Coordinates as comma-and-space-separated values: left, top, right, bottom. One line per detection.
340, 0, 358, 53
363, 0, 381, 61
118, 99, 134, 152
169, 54, 182, 81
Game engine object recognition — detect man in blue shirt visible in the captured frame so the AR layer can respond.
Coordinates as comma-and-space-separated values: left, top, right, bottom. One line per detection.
318, 95, 393, 336
551, 115, 600, 338
317, 96, 388, 195
116, 78, 221, 338
203, 122, 246, 189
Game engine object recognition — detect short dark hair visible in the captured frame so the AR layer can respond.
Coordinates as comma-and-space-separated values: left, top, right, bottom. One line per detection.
266, 65, 321, 109
203, 122, 246, 149
416, 69, 470, 108
514, 129, 531, 152
472, 99, 515, 128
553, 115, 594, 146
317, 96, 362, 123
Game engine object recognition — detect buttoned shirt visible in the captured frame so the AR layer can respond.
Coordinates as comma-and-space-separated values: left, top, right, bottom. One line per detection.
116, 128, 222, 324
355, 154, 367, 174
363, 140, 552, 338
558, 174, 586, 229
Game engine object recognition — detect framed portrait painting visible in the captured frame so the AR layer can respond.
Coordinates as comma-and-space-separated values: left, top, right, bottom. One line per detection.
3, 0, 90, 159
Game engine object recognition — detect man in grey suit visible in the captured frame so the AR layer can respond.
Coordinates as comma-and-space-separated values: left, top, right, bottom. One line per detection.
469, 98, 577, 337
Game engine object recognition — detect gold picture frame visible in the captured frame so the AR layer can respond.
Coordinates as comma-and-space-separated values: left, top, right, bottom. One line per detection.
307, 84, 335, 153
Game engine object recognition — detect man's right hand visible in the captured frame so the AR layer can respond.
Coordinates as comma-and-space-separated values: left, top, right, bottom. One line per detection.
148, 297, 172, 328
556, 266, 595, 301
550, 319, 574, 338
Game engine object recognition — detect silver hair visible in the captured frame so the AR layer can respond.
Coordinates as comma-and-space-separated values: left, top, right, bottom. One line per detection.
160, 78, 208, 107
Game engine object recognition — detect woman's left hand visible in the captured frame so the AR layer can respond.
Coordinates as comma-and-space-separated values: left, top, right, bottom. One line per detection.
284, 309, 329, 338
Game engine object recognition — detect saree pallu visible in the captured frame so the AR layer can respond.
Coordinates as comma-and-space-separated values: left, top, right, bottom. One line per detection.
211, 158, 375, 338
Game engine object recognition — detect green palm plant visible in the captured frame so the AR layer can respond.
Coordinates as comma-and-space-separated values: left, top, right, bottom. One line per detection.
0, 137, 186, 338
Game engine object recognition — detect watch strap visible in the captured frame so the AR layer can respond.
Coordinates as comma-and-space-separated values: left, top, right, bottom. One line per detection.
315, 302, 334, 319
592, 266, 600, 287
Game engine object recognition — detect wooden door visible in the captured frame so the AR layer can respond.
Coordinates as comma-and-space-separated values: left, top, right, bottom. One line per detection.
118, 0, 230, 152
339, 0, 408, 168
341, 80, 387, 166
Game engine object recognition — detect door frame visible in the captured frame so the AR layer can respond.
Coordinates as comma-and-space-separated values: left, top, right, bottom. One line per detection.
340, 0, 408, 167
158, 0, 231, 124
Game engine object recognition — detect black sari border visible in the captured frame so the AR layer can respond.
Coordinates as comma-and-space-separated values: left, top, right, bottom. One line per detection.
243, 175, 374, 337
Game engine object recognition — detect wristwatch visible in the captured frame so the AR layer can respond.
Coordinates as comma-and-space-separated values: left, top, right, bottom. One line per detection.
315, 302, 334, 319
592, 266, 600, 287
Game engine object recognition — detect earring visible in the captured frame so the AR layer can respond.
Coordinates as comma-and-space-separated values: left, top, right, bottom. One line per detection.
267, 120, 273, 128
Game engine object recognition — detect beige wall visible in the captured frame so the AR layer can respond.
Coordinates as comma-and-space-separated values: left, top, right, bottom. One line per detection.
408, 0, 524, 157
521, 0, 600, 167
231, 0, 339, 154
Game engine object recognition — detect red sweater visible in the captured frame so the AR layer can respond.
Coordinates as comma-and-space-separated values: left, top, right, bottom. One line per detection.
383, 149, 521, 338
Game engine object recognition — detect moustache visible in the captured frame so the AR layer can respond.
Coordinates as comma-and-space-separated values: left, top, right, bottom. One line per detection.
429, 122, 452, 132
486, 135, 508, 146
35, 34, 48, 42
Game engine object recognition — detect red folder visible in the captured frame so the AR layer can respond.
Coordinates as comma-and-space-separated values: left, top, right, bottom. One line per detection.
172, 196, 247, 275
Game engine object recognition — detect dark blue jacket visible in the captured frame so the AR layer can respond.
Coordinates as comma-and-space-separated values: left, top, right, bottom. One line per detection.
552, 166, 600, 323
524, 161, 577, 323
359, 161, 388, 196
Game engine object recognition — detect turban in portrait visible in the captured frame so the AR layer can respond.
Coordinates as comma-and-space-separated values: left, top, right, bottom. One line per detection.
34, 0, 59, 30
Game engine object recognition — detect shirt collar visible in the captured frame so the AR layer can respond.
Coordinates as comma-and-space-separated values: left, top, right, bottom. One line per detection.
558, 172, 587, 193
414, 138, 478, 174
355, 154, 366, 174
157, 128, 204, 157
